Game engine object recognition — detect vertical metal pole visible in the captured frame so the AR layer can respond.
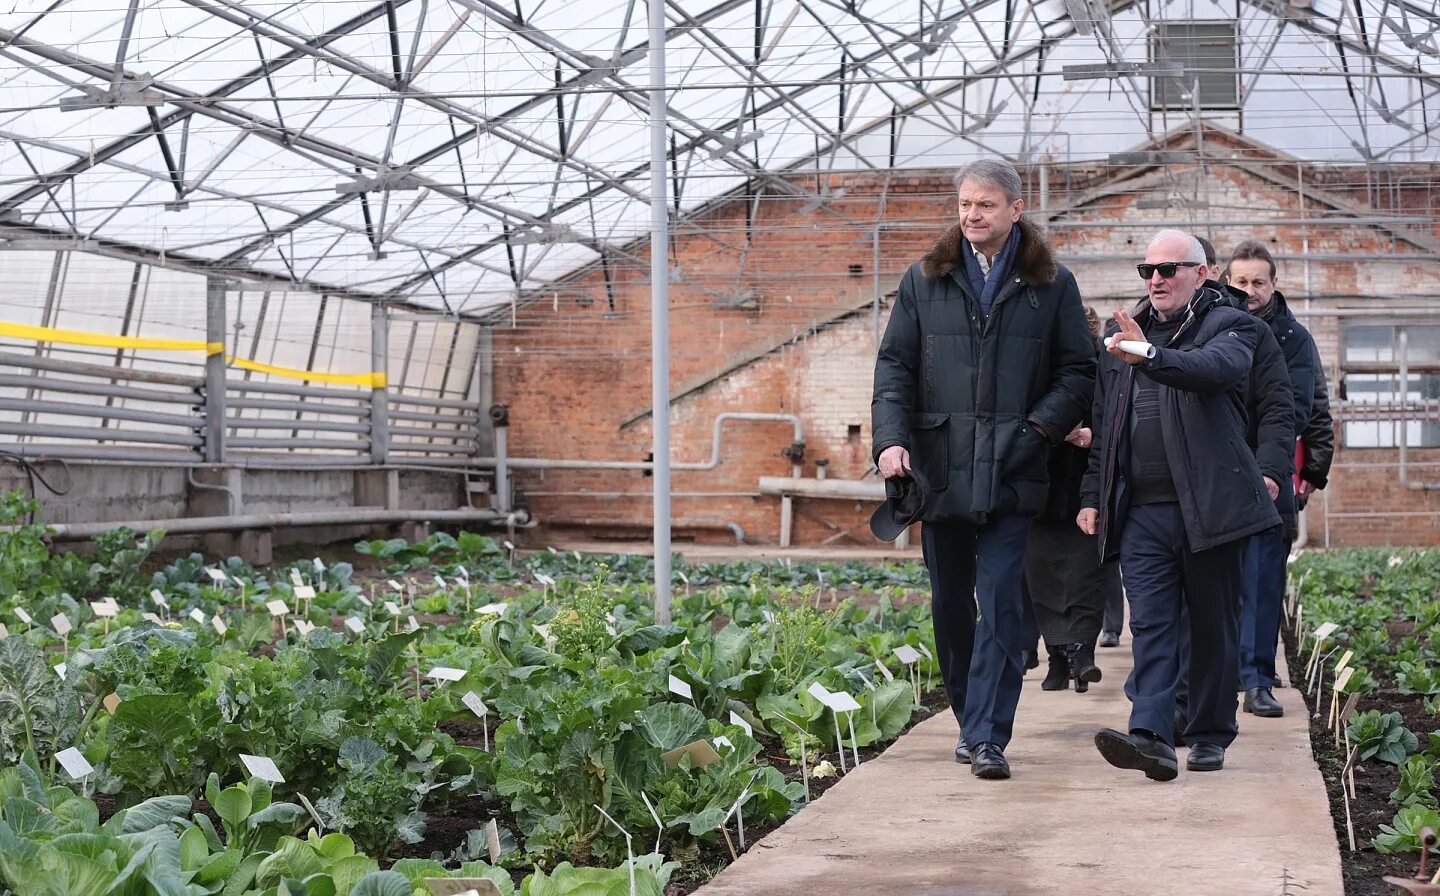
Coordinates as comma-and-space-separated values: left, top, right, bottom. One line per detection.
370, 303, 390, 464
649, 0, 673, 625
204, 277, 227, 463
494, 425, 510, 513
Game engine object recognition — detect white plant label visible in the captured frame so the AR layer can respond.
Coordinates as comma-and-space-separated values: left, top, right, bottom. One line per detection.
667, 675, 694, 700
149, 590, 168, 608
293, 620, 315, 637
90, 600, 117, 618
0, 623, 7, 639
535, 573, 556, 588
265, 600, 289, 617
293, 585, 316, 601
54, 662, 67, 680
485, 818, 502, 864
239, 753, 285, 783
427, 667, 467, 683
713, 735, 733, 751
1335, 667, 1355, 692
51, 614, 71, 636
915, 643, 933, 661
387, 580, 404, 592
1313, 622, 1339, 641
189, 608, 206, 624
806, 682, 832, 703
462, 691, 489, 718
356, 594, 372, 607
383, 600, 401, 616
211, 615, 228, 636
1335, 649, 1354, 673
503, 541, 515, 551
893, 645, 921, 665
824, 691, 862, 713
407, 616, 420, 632
14, 607, 32, 625
312, 557, 326, 572
206, 568, 228, 584
344, 617, 365, 635
290, 570, 305, 587
477, 602, 509, 615
433, 575, 447, 589
728, 710, 753, 737
142, 612, 163, 625
55, 748, 93, 780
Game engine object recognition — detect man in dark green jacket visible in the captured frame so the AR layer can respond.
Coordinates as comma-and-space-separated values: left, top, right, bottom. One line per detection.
871, 158, 1094, 780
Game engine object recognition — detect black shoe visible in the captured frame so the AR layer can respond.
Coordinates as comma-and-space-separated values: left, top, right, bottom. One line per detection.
1099, 630, 1121, 648
1187, 742, 1226, 772
1065, 643, 1102, 694
1094, 728, 1178, 782
955, 738, 971, 764
1041, 646, 1071, 691
1173, 712, 1188, 748
1243, 687, 1284, 718
971, 743, 1010, 779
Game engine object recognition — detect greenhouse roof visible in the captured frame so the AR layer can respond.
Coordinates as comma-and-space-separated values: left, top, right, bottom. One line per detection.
1, 0, 1438, 314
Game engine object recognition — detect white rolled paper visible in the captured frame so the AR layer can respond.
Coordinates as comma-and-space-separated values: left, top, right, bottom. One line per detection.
1106, 335, 1156, 359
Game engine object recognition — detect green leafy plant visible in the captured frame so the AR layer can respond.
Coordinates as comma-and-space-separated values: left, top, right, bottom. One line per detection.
1347, 710, 1419, 766
1390, 755, 1438, 807
1375, 805, 1440, 855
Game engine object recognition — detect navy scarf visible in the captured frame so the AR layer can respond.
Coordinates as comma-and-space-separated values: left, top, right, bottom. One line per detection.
964, 224, 1021, 319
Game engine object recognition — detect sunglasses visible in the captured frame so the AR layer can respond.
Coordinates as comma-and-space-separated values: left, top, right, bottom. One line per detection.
1137, 261, 1202, 280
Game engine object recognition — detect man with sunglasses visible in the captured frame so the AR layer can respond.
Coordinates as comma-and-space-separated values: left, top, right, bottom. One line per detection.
873, 158, 1094, 780
1078, 230, 1281, 781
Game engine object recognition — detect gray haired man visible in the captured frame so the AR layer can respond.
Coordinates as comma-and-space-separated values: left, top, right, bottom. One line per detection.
872, 158, 1094, 779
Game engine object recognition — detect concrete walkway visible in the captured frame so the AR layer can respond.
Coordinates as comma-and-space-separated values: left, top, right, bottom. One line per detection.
695, 638, 1343, 896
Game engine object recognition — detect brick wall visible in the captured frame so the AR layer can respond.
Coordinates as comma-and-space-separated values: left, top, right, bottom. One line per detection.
493, 133, 1440, 547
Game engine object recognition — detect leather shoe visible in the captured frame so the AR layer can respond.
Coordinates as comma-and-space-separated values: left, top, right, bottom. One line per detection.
1099, 630, 1121, 648
1094, 728, 1178, 782
1187, 742, 1226, 772
955, 738, 971, 764
971, 743, 1010, 779
1244, 687, 1284, 718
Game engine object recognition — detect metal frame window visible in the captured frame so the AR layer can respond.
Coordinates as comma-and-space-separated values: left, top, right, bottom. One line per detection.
1341, 323, 1440, 449
1150, 21, 1241, 111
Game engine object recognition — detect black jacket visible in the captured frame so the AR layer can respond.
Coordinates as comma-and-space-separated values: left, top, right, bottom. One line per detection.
1080, 286, 1282, 559
1300, 349, 1335, 493
1262, 290, 1317, 438
872, 217, 1095, 523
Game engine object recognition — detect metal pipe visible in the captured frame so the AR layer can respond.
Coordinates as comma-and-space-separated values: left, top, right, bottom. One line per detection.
387, 408, 479, 424
649, 0, 672, 625
187, 466, 237, 515
227, 418, 372, 434
759, 476, 887, 499
29, 507, 531, 540
0, 350, 202, 387
205, 278, 227, 463
227, 380, 371, 401
388, 393, 483, 411
388, 425, 475, 439
0, 422, 202, 446
227, 397, 370, 416
227, 437, 365, 451
0, 398, 200, 429
0, 373, 199, 405
371, 303, 390, 464
494, 424, 510, 513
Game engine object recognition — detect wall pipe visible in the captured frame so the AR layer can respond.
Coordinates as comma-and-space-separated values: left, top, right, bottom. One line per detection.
26, 507, 531, 541
186, 467, 237, 515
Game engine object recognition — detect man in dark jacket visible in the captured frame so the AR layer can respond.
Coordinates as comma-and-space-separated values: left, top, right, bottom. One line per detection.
872, 158, 1094, 780
1298, 353, 1335, 508
1226, 241, 1316, 718
1079, 230, 1281, 781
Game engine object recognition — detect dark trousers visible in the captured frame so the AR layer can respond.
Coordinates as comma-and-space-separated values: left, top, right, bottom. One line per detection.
1103, 581, 1125, 634
1240, 526, 1288, 689
1119, 503, 1245, 748
922, 515, 1032, 749
1020, 578, 1040, 658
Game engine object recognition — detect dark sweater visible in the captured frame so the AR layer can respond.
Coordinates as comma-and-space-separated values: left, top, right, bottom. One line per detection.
1127, 314, 1184, 504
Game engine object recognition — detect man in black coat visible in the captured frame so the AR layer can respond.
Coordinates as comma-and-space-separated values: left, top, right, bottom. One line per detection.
1079, 230, 1281, 781
872, 158, 1094, 780
1298, 354, 1335, 508
1226, 241, 1316, 718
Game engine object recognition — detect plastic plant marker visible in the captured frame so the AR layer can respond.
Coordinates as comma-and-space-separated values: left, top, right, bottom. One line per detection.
206, 568, 228, 584
407, 615, 420, 632
15, 607, 32, 626
383, 600, 401, 615
293, 620, 314, 637
426, 882, 502, 896
434, 575, 447, 589
103, 693, 120, 715
0, 623, 7, 639
806, 681, 832, 703
239, 753, 285, 783
728, 709, 753, 738
293, 585, 316, 601
485, 818, 502, 863
344, 617, 365, 636
150, 589, 168, 609
55, 662, 67, 680
55, 747, 93, 780
660, 739, 722, 769
463, 691, 490, 750
266, 599, 288, 617
893, 645, 921, 665
51, 613, 71, 636
547, 546, 558, 555
211, 615, 228, 636
387, 579, 403, 592
722, 772, 759, 852
713, 735, 734, 751
428, 666, 467, 683
640, 791, 664, 854
90, 599, 117, 618
477, 602, 509, 615
592, 804, 636, 896
290, 570, 305, 587
189, 608, 206, 625
142, 612, 162, 625
875, 659, 895, 682
298, 793, 325, 832
357, 593, 372, 608
312, 557, 325, 572
667, 674, 694, 701
776, 714, 812, 802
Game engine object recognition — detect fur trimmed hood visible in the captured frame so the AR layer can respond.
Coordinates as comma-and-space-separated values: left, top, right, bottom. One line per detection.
920, 216, 1058, 286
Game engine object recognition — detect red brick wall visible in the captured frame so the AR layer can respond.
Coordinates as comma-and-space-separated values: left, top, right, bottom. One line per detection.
493, 144, 1440, 547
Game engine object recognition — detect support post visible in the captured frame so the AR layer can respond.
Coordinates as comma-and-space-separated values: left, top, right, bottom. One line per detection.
204, 277, 226, 463
370, 303, 390, 464
649, 0, 673, 625
493, 416, 511, 513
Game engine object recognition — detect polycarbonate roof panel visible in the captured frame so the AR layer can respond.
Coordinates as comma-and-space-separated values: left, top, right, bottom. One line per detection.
1, 0, 1437, 315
